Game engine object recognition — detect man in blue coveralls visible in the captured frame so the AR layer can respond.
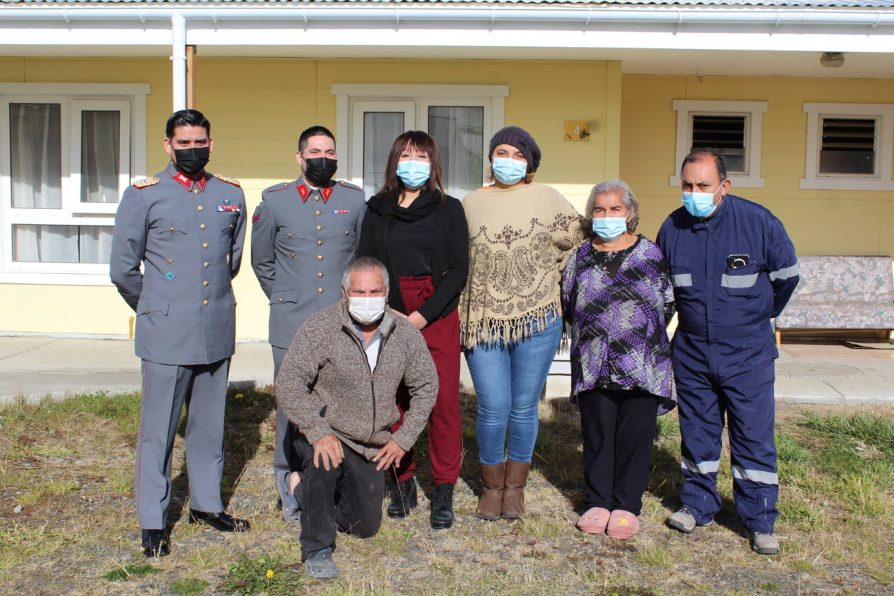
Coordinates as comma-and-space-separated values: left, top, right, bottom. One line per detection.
657, 150, 799, 555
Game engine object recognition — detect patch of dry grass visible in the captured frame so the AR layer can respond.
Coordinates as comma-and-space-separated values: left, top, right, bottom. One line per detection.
0, 390, 892, 594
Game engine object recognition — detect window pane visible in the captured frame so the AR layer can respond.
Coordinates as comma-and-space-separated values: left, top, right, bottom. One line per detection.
13, 224, 113, 264
428, 106, 484, 198
691, 114, 746, 174
819, 117, 876, 175
10, 103, 62, 209
81, 110, 121, 203
363, 112, 404, 197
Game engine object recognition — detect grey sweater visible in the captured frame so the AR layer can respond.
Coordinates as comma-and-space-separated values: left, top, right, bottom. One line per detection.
276, 301, 438, 459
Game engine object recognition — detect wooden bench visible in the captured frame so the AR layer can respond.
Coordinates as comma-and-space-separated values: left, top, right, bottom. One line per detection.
775, 255, 894, 344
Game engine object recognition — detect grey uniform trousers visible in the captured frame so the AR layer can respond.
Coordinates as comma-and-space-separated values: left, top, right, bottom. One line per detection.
273, 346, 300, 510
136, 358, 229, 530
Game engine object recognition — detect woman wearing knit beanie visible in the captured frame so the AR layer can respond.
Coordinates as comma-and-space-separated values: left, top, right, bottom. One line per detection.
459, 125, 581, 521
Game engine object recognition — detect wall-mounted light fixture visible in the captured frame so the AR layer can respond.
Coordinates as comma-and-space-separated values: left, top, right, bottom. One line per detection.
820, 52, 845, 68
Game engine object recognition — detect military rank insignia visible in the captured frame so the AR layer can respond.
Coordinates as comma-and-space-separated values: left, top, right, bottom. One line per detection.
216, 174, 241, 187
132, 177, 160, 188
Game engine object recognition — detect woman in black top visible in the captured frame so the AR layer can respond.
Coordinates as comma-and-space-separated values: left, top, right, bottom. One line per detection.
358, 131, 469, 530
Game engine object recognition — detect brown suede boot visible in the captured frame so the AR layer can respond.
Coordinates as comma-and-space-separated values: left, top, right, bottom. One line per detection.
502, 460, 531, 519
477, 463, 505, 521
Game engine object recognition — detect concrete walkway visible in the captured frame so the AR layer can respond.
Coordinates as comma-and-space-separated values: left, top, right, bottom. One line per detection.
0, 335, 893, 405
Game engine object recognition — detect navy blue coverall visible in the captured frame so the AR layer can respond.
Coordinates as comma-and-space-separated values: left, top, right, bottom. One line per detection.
657, 194, 799, 534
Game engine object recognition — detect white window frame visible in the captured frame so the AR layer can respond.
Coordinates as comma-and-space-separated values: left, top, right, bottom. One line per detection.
70, 98, 133, 215
0, 83, 149, 285
670, 100, 767, 188
800, 102, 894, 191
331, 84, 508, 191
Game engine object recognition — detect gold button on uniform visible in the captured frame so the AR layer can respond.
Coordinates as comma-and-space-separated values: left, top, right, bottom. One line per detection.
314, 196, 320, 201
169, 226, 175, 232
317, 272, 324, 278
197, 205, 204, 211
315, 224, 322, 231
344, 230, 350, 235
203, 280, 209, 287
200, 223, 206, 230
203, 261, 210, 268
194, 189, 201, 195
315, 210, 321, 216
317, 288, 324, 293
202, 242, 209, 249
202, 299, 209, 306
278, 298, 284, 303
317, 255, 323, 261
316, 240, 323, 246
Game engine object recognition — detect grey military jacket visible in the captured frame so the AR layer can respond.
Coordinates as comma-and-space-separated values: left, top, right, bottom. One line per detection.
251, 177, 365, 349
110, 163, 247, 365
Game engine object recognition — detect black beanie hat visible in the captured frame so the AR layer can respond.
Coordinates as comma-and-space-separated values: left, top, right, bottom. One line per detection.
488, 126, 541, 173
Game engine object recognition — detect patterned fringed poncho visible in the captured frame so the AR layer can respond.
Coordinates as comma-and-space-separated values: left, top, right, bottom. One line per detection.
459, 182, 581, 350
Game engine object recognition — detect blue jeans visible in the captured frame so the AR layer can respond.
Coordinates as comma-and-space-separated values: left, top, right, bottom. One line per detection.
465, 315, 563, 465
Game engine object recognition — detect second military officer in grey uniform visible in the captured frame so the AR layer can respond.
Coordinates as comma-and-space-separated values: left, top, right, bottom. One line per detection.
251, 125, 366, 524
111, 109, 250, 558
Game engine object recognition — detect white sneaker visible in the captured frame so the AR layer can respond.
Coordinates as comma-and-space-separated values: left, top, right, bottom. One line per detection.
751, 532, 779, 555
667, 507, 712, 533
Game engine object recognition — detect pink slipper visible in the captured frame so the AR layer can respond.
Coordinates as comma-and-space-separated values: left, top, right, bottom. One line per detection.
576, 507, 611, 534
606, 509, 640, 539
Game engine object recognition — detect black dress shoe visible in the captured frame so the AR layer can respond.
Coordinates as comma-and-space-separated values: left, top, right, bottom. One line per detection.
141, 529, 170, 557
387, 478, 417, 518
188, 509, 250, 532
429, 483, 454, 530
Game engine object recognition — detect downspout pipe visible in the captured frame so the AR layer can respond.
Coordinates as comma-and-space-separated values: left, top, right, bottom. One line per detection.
171, 12, 186, 112
1, 8, 894, 27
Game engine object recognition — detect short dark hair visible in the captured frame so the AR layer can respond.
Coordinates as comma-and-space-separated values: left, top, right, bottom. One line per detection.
376, 131, 445, 201
165, 109, 210, 138
681, 149, 728, 181
298, 126, 336, 153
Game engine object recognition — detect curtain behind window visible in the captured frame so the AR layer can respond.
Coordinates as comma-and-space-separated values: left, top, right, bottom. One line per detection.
428, 106, 483, 199
11, 103, 62, 209
81, 110, 120, 203
9, 103, 113, 263
363, 112, 404, 198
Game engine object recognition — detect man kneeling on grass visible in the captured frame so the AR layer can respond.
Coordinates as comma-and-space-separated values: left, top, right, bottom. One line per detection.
276, 256, 438, 579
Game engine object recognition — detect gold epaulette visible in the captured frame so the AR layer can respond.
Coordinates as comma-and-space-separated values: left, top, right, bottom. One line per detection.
216, 175, 241, 187
132, 176, 159, 189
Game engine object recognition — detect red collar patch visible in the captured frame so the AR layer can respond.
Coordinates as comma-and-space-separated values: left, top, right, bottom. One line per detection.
173, 171, 207, 191
297, 183, 333, 203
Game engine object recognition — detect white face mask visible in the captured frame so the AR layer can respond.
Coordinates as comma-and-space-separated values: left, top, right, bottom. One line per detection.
347, 296, 386, 324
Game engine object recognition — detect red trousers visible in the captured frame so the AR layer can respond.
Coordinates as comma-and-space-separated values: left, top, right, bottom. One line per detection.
391, 275, 462, 486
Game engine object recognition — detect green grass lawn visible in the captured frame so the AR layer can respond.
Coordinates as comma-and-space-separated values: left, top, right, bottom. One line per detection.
0, 389, 892, 594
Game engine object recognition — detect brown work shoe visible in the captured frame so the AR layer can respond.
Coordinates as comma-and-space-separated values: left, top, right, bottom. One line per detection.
502, 460, 531, 519
477, 463, 505, 521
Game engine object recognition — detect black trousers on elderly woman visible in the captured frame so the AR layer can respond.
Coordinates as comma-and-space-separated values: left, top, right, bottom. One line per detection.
578, 387, 659, 516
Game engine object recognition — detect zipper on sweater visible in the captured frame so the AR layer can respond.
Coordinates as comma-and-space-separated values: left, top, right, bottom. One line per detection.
346, 322, 390, 444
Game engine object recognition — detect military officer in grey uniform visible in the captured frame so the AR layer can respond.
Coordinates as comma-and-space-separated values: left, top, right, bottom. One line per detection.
251, 125, 366, 524
110, 109, 250, 558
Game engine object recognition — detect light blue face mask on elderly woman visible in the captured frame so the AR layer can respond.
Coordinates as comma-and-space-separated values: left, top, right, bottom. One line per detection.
592, 217, 628, 242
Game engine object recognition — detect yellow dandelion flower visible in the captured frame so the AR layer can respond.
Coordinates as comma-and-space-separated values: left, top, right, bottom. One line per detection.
266, 569, 274, 579
235, 393, 245, 400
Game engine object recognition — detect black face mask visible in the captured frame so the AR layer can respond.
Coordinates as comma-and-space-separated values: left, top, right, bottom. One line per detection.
303, 157, 338, 187
172, 147, 210, 177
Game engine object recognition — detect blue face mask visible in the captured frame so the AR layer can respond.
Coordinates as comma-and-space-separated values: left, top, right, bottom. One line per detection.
592, 216, 628, 241
491, 157, 528, 185
396, 160, 431, 189
682, 185, 721, 218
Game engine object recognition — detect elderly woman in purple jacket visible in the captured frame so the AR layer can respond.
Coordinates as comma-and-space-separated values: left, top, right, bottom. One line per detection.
561, 179, 676, 539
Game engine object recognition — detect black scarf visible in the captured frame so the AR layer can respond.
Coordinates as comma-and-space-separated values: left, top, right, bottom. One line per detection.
367, 189, 442, 313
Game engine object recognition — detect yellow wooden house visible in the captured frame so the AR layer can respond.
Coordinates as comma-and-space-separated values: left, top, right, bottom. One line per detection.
0, 0, 892, 340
